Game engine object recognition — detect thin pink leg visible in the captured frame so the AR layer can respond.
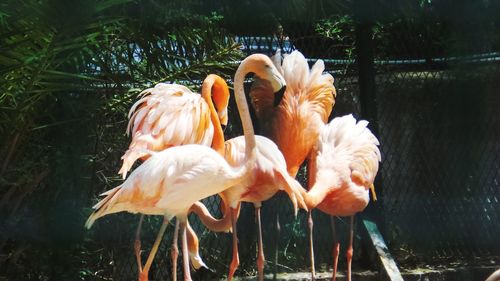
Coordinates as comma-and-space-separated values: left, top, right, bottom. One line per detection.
255, 206, 265, 281
180, 220, 192, 281
139, 216, 169, 281
135, 215, 144, 273
346, 216, 354, 281
308, 211, 316, 281
171, 220, 180, 281
227, 207, 239, 281
330, 216, 339, 281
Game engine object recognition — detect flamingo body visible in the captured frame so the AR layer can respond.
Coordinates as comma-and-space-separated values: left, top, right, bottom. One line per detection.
86, 145, 245, 228
222, 135, 304, 209
307, 114, 381, 210
119, 78, 228, 177
304, 114, 381, 281
250, 50, 336, 177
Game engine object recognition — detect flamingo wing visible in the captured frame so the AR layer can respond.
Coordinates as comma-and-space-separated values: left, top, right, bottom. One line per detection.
223, 136, 306, 213
87, 145, 238, 228
119, 83, 214, 177
249, 50, 336, 124
316, 114, 381, 190
309, 115, 381, 216
249, 50, 336, 176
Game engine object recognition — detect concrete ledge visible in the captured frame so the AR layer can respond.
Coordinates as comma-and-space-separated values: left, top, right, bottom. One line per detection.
235, 270, 378, 281
233, 266, 498, 281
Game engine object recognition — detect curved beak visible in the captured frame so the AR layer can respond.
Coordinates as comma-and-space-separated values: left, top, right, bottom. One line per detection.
218, 108, 228, 127
273, 85, 286, 106
269, 69, 286, 94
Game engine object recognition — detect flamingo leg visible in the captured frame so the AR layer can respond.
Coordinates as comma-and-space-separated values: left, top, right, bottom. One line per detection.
135, 215, 144, 273
255, 206, 265, 281
139, 216, 169, 281
346, 216, 354, 281
330, 216, 339, 281
273, 213, 280, 280
308, 210, 316, 281
180, 220, 192, 281
227, 207, 240, 281
171, 219, 180, 281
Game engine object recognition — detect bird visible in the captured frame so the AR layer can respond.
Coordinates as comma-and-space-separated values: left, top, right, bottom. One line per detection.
301, 114, 381, 281
249, 50, 336, 178
115, 74, 230, 280
119, 74, 229, 178
485, 269, 500, 281
249, 50, 336, 279
221, 134, 308, 281
85, 53, 290, 281
183, 54, 310, 281
185, 133, 308, 281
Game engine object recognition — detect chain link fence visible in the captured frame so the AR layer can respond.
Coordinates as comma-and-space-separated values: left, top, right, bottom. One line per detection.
95, 3, 500, 280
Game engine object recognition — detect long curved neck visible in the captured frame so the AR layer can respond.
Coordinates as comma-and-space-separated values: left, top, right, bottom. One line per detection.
302, 153, 327, 209
188, 193, 232, 232
234, 62, 257, 161
202, 75, 225, 155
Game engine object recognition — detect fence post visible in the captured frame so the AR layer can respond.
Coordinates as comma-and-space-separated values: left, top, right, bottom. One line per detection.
353, 3, 402, 278
354, 0, 383, 223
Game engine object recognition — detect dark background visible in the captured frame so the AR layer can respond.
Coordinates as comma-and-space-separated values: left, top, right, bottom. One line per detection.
1, 0, 498, 280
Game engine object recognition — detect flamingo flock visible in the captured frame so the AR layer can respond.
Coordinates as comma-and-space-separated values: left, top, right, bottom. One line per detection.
86, 50, 381, 281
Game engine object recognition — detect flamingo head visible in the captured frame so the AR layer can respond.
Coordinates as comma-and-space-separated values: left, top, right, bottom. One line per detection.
245, 54, 287, 96
212, 83, 229, 127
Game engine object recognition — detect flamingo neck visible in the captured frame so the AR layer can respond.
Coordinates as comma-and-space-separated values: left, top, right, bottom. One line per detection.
189, 193, 232, 232
303, 182, 330, 209
234, 63, 257, 162
202, 75, 225, 155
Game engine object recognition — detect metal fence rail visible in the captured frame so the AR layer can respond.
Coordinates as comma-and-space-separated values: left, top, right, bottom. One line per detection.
106, 10, 500, 280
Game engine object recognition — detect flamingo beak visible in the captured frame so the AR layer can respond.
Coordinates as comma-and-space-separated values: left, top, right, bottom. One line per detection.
273, 85, 286, 106
370, 184, 377, 201
270, 71, 286, 94
218, 107, 228, 126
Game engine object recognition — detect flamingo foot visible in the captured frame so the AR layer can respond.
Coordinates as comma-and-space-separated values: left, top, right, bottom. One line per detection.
256, 252, 265, 281
138, 270, 148, 281
227, 253, 239, 281
331, 242, 340, 281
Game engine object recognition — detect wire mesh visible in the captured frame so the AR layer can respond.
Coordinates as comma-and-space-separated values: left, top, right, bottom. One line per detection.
375, 60, 500, 265
96, 4, 499, 280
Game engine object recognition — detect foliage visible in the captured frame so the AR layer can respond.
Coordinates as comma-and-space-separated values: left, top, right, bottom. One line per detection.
0, 0, 243, 279
1, 0, 498, 279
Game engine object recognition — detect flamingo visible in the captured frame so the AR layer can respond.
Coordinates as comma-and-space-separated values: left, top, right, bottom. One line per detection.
183, 54, 311, 280
184, 133, 308, 281
249, 50, 336, 177
485, 269, 500, 281
222, 134, 308, 280
119, 75, 229, 178
302, 114, 381, 281
116, 74, 230, 280
85, 54, 292, 281
249, 50, 336, 279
